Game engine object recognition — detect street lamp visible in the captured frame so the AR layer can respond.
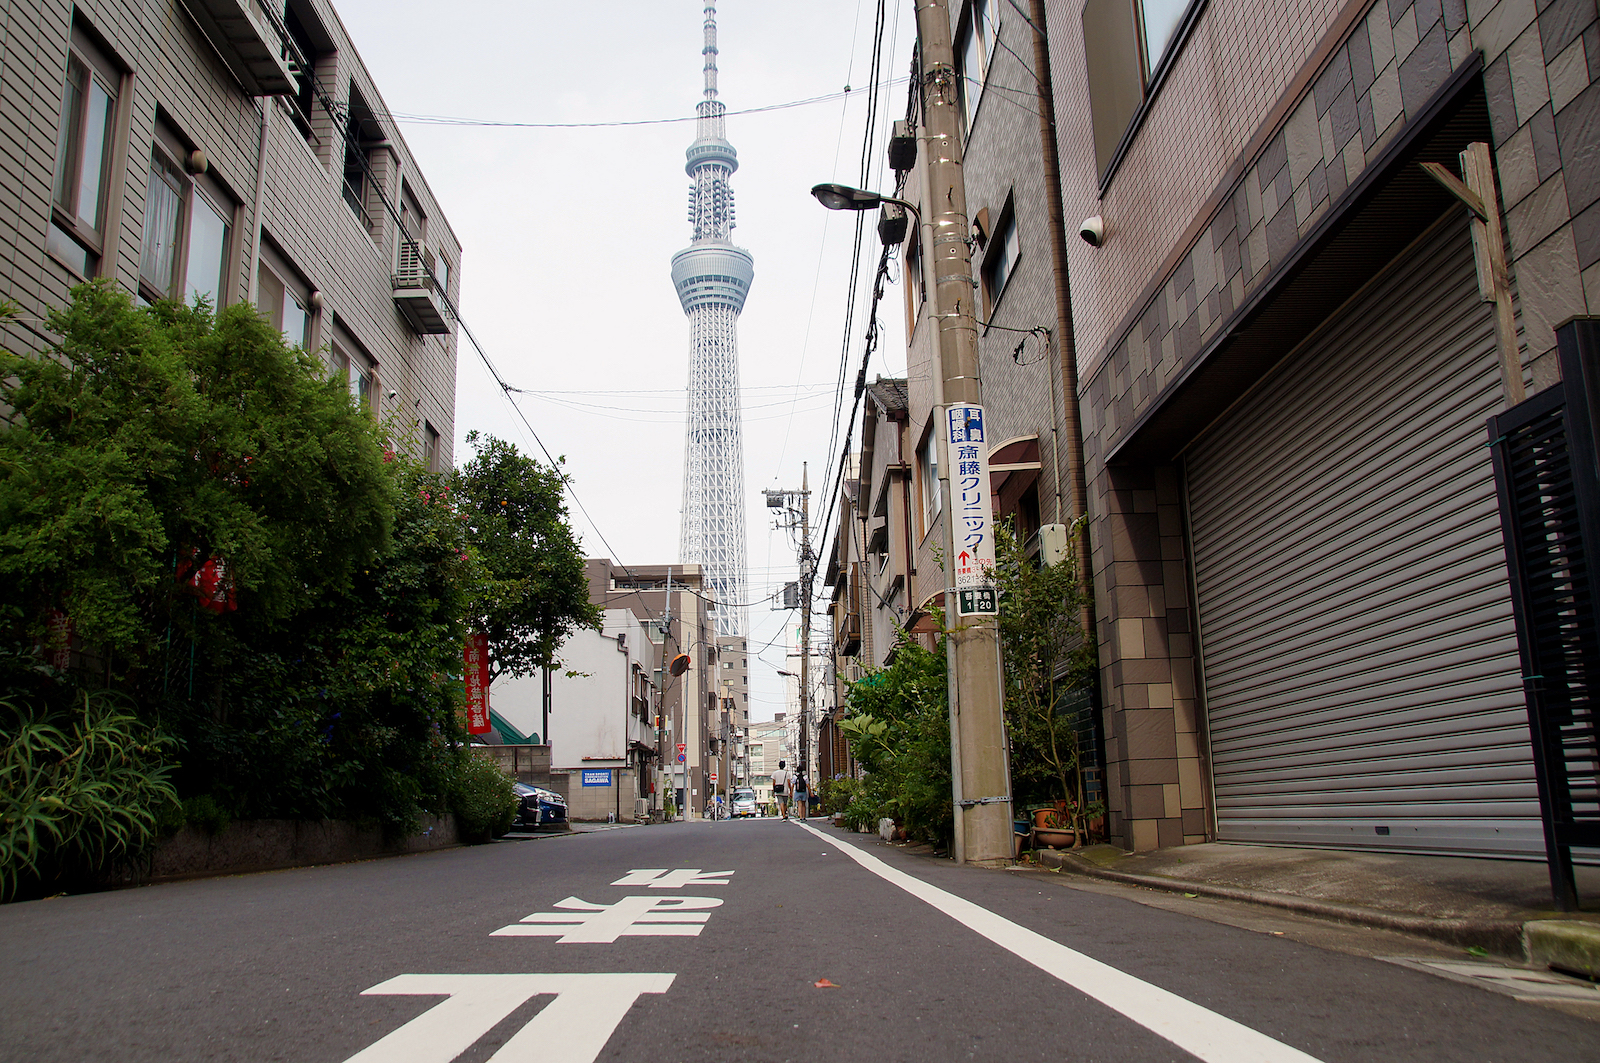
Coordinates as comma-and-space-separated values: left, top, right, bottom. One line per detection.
810, 183, 919, 245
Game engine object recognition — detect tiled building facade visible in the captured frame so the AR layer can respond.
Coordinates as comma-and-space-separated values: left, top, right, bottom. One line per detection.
0, 0, 459, 463
1048, 0, 1598, 852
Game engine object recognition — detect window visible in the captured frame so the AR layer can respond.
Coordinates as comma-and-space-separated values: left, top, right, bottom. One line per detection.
954, 0, 996, 140
903, 226, 924, 331
1082, 0, 1198, 177
424, 423, 440, 472
256, 239, 313, 349
980, 203, 1019, 316
282, 1, 330, 143
49, 26, 122, 277
434, 252, 450, 298
919, 429, 942, 536
342, 85, 380, 229
329, 321, 377, 412
140, 121, 235, 307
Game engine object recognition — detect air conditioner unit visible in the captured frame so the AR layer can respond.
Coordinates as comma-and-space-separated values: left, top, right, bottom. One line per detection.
634, 798, 650, 822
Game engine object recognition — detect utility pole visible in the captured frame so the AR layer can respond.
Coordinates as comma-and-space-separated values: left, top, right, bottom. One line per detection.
655, 568, 673, 819
915, 0, 1012, 865
764, 465, 813, 797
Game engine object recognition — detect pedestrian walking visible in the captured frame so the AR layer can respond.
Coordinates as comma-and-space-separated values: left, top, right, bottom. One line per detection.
793, 772, 808, 820
770, 761, 789, 819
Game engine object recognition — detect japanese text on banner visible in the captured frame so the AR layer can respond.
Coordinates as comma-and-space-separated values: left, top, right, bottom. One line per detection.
464, 632, 491, 734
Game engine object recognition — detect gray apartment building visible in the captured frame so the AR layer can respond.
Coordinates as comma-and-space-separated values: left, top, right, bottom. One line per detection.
1049, 0, 1598, 857
1, 0, 459, 463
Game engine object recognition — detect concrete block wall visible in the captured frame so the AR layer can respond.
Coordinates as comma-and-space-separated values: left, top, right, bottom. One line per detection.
0, 0, 459, 466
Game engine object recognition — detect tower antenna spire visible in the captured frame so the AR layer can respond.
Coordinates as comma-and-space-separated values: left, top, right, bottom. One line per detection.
673, 1, 752, 638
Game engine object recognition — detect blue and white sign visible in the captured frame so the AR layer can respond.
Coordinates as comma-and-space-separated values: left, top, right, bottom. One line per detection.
946, 403, 997, 616
581, 769, 613, 788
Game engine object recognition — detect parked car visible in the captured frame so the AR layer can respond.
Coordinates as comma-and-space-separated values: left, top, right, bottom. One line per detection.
512, 782, 568, 830
730, 787, 758, 818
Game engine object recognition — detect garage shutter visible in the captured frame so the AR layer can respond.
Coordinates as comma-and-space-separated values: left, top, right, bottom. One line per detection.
1184, 215, 1540, 856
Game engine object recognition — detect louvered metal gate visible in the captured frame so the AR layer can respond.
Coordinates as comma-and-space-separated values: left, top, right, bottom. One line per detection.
1487, 319, 1600, 909
1185, 217, 1540, 856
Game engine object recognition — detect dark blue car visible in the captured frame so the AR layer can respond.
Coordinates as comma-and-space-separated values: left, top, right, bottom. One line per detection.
512, 782, 568, 830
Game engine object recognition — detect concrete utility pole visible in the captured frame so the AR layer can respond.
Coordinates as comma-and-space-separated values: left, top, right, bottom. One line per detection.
798, 463, 812, 794
764, 467, 813, 800
915, 0, 1012, 865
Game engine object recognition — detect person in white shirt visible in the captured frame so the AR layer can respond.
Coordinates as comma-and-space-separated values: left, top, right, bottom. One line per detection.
770, 761, 789, 819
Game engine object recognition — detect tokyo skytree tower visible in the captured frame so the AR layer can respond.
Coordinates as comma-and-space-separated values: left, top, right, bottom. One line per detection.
673, 2, 752, 637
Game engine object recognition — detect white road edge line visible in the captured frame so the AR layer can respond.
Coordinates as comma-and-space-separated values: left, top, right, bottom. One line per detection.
796, 821, 1324, 1063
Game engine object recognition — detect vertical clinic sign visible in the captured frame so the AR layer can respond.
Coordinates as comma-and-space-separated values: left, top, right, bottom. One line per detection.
464, 632, 491, 734
947, 404, 998, 616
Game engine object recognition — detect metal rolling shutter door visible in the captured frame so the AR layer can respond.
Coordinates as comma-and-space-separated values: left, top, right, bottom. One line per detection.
1184, 216, 1541, 856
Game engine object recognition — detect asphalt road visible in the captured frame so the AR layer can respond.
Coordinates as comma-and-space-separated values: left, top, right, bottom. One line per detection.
2, 818, 1596, 1062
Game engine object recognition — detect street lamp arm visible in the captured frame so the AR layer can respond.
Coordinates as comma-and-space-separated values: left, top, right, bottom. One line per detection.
809, 182, 921, 223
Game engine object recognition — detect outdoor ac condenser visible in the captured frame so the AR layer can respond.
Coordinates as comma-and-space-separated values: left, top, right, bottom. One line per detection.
634, 798, 650, 822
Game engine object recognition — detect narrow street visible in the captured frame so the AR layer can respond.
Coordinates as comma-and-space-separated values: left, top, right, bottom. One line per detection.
2, 821, 1594, 1063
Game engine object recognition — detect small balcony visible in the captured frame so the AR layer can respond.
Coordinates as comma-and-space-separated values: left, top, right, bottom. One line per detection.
186, 0, 298, 96
392, 242, 451, 335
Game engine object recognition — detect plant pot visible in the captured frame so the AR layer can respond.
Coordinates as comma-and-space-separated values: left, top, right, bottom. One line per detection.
1032, 826, 1077, 850
1032, 808, 1055, 828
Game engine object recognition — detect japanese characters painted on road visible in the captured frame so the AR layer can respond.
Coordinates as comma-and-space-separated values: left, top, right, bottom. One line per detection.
344, 972, 673, 1063
612, 868, 733, 888
947, 404, 997, 616
463, 632, 491, 734
491, 896, 723, 943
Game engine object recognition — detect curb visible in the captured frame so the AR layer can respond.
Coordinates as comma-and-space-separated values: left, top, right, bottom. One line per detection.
1524, 919, 1600, 979
1030, 848, 1527, 957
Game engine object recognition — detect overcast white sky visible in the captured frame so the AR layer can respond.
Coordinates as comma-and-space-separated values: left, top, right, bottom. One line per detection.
331, 1, 916, 722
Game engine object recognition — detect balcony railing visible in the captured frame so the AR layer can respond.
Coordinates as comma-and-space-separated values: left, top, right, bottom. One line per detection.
184, 0, 297, 96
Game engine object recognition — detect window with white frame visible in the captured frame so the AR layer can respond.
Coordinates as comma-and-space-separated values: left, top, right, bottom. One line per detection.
140, 121, 236, 307
48, 24, 122, 278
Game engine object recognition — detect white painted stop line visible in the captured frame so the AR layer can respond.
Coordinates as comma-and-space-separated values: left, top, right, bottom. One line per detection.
796, 821, 1324, 1063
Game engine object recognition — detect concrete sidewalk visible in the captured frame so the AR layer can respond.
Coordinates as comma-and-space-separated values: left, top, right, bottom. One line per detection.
1032, 841, 1600, 974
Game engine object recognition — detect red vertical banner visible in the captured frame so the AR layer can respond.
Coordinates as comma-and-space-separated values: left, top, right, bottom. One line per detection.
464, 632, 491, 735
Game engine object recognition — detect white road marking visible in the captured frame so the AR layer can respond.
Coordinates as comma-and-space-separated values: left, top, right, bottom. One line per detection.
797, 821, 1324, 1063
491, 895, 723, 943
345, 972, 673, 1063
611, 867, 734, 888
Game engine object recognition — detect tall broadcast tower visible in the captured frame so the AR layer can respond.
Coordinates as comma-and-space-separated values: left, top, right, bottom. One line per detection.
673, 2, 752, 637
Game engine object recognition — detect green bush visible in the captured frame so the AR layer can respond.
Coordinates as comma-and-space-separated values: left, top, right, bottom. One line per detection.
817, 776, 860, 816
182, 795, 232, 834
0, 691, 178, 899
838, 631, 953, 848
448, 752, 517, 844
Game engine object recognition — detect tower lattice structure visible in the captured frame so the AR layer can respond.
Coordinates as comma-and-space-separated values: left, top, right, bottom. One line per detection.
673, 2, 751, 638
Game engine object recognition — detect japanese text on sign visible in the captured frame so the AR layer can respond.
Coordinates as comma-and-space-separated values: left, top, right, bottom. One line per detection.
464, 632, 491, 734
946, 404, 997, 615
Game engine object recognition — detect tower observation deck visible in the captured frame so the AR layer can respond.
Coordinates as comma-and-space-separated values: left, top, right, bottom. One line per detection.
674, 2, 752, 637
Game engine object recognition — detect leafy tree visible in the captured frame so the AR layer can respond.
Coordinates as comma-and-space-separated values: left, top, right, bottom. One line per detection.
0, 283, 392, 673
0, 284, 476, 864
454, 432, 600, 680
992, 519, 1099, 835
